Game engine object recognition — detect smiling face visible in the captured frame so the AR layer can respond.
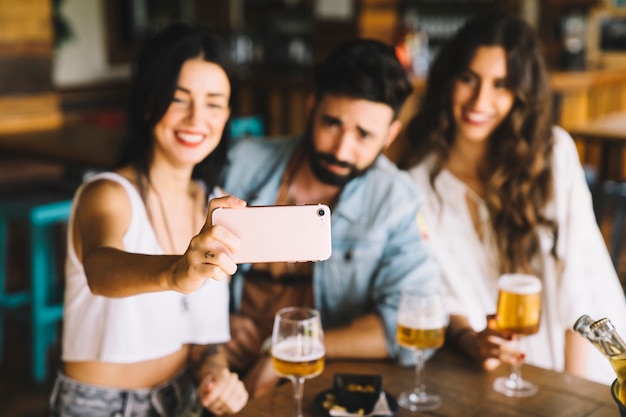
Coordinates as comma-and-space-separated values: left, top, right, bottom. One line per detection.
307, 94, 401, 186
152, 58, 231, 167
451, 46, 515, 148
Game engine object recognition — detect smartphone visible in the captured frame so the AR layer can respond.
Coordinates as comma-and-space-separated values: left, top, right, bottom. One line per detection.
211, 204, 332, 264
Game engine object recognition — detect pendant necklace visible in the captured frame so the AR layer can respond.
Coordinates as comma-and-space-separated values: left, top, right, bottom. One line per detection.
146, 179, 198, 312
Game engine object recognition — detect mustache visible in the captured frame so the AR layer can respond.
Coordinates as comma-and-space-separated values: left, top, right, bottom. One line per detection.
316, 152, 355, 170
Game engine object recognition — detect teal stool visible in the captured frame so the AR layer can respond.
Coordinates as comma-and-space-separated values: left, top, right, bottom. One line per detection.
0, 196, 72, 383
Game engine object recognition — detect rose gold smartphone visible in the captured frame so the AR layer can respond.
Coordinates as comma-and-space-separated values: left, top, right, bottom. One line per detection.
211, 204, 332, 264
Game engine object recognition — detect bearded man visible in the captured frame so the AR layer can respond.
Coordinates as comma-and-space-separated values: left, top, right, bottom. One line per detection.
222, 38, 441, 397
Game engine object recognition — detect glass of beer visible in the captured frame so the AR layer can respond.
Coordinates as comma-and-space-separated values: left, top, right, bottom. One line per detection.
396, 289, 446, 411
271, 307, 325, 417
492, 273, 542, 397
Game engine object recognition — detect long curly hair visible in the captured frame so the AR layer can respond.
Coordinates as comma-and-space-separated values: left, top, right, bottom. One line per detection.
401, 12, 558, 275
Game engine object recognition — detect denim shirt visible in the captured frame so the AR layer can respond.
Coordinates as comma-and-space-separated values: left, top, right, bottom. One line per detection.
223, 137, 441, 364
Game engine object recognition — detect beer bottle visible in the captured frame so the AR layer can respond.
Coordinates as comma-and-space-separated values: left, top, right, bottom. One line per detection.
574, 316, 626, 402
573, 315, 605, 353
573, 315, 595, 338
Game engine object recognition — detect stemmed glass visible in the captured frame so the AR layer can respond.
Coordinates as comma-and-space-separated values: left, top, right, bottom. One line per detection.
492, 273, 543, 397
271, 307, 325, 417
396, 289, 446, 411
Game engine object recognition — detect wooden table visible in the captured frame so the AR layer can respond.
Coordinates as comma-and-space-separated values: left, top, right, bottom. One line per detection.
234, 348, 619, 417
569, 111, 626, 181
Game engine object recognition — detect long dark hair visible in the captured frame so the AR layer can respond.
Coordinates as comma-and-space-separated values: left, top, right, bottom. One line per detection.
402, 12, 558, 275
119, 22, 235, 188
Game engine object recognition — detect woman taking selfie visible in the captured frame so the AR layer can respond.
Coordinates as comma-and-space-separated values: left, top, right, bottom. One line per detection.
402, 12, 626, 385
49, 23, 248, 416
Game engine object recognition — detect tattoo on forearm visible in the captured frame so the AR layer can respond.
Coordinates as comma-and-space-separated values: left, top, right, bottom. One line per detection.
189, 344, 227, 382
191, 344, 219, 367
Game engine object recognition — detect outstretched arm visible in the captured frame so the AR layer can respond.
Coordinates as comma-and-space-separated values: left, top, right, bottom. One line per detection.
75, 179, 246, 297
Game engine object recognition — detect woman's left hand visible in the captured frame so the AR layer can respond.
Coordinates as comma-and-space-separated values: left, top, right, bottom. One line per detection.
167, 195, 246, 293
197, 367, 249, 415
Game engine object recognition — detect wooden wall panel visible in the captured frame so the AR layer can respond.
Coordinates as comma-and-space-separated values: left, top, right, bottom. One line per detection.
0, 0, 54, 46
358, 0, 399, 45
0, 93, 62, 134
0, 0, 62, 133
0, 56, 53, 93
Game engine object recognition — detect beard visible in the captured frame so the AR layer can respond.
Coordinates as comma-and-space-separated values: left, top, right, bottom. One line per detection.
303, 127, 377, 187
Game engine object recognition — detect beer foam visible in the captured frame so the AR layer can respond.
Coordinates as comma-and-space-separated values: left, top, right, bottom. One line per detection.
398, 312, 446, 329
497, 274, 542, 294
272, 336, 325, 362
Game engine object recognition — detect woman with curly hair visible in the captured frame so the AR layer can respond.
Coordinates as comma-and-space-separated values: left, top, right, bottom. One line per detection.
402, 12, 626, 384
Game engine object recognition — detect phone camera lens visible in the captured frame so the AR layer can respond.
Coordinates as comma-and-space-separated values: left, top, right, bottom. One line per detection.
317, 209, 325, 217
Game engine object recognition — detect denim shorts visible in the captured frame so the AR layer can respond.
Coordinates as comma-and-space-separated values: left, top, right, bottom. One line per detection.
49, 368, 203, 417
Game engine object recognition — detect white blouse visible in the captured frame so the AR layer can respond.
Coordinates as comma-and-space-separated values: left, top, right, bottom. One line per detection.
408, 126, 626, 385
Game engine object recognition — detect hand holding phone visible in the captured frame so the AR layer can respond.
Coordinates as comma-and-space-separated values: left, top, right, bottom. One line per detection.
211, 204, 332, 264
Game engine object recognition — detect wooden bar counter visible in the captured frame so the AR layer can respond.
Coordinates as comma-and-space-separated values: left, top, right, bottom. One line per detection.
568, 110, 626, 180
550, 68, 626, 129
234, 348, 618, 417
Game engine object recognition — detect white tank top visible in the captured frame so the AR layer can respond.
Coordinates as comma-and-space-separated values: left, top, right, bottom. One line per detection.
62, 172, 230, 363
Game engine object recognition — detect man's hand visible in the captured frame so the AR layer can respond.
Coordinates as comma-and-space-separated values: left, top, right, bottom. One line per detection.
225, 314, 263, 371
242, 356, 281, 399
197, 368, 248, 415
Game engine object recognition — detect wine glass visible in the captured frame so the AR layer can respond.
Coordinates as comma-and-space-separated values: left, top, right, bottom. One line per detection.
492, 273, 542, 397
396, 289, 446, 411
271, 307, 325, 417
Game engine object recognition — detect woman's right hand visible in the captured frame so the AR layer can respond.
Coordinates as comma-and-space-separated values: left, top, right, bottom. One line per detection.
167, 195, 247, 293
462, 314, 525, 371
